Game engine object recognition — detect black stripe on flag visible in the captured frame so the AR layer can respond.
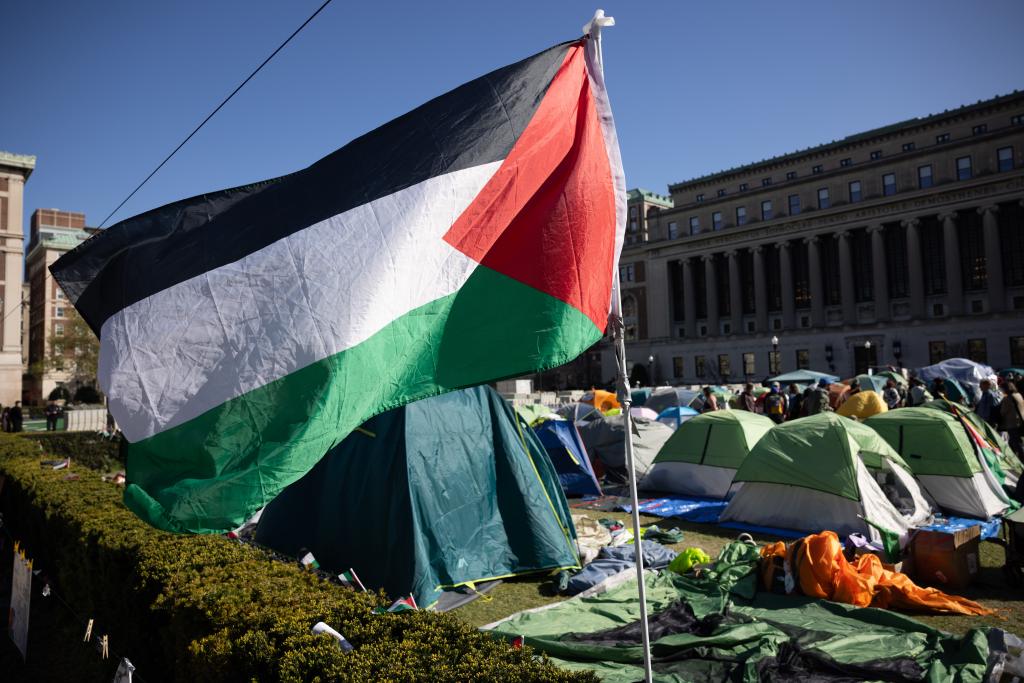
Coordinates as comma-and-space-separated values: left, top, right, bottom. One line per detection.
52, 40, 575, 336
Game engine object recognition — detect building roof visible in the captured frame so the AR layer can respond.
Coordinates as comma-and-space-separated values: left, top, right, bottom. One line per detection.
0, 151, 36, 178
627, 187, 674, 208
669, 90, 1023, 191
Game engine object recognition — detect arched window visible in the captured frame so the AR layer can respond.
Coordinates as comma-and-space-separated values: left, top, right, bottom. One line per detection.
622, 295, 638, 340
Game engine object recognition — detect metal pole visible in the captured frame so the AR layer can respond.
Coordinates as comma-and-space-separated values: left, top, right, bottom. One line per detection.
584, 11, 652, 681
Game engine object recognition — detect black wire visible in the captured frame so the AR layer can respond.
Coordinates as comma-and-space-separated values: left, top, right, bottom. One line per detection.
98, 0, 335, 229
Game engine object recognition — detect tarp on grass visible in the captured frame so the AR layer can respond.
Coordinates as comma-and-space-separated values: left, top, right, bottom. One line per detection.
487, 542, 1003, 683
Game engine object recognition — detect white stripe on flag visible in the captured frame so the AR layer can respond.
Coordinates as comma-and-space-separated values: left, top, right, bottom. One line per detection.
100, 161, 502, 442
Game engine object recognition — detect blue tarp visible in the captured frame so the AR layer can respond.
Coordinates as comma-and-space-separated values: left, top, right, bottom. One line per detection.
534, 420, 602, 497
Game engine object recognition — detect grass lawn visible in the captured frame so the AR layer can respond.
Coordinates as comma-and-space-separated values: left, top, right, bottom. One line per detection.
454, 508, 1024, 638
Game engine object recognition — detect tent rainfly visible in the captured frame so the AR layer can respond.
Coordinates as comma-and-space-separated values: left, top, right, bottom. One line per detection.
641, 411, 775, 498
577, 414, 674, 483
766, 370, 839, 386
533, 419, 603, 498
644, 387, 701, 415
923, 398, 1022, 488
720, 413, 933, 547
866, 408, 1011, 519
254, 386, 579, 607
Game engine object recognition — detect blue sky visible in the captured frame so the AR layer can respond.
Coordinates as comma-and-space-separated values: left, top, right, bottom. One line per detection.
4, 1, 1022, 231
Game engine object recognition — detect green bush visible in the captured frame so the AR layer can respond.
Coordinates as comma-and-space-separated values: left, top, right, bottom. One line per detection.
20, 431, 124, 472
0, 435, 594, 682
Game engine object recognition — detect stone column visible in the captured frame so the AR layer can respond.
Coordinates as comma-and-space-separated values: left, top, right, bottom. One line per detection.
902, 217, 925, 317
728, 250, 742, 335
779, 241, 795, 329
837, 230, 856, 323
980, 205, 1004, 312
805, 236, 824, 327
682, 258, 697, 338
939, 212, 963, 315
703, 254, 719, 335
752, 246, 768, 332
868, 224, 889, 322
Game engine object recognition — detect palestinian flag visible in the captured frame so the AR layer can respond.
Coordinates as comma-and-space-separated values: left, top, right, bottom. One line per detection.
338, 569, 366, 592
50, 36, 626, 534
373, 595, 418, 614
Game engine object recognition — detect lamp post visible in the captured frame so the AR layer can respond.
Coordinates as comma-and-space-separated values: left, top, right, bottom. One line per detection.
647, 354, 654, 387
770, 335, 779, 375
865, 340, 873, 375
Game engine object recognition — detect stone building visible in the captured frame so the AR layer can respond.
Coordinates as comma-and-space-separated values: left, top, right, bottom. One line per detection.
608, 92, 1024, 385
24, 209, 91, 404
0, 151, 34, 406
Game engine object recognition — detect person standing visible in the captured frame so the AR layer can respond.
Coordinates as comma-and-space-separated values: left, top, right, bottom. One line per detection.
10, 401, 23, 433
700, 387, 719, 413
0, 406, 7, 433
882, 379, 901, 410
786, 383, 802, 421
764, 383, 786, 424
805, 379, 832, 416
907, 377, 930, 407
738, 383, 756, 412
45, 400, 61, 431
976, 379, 1001, 428
1001, 382, 1024, 457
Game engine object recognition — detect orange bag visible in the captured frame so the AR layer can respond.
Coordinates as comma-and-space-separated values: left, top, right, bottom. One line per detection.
760, 531, 991, 616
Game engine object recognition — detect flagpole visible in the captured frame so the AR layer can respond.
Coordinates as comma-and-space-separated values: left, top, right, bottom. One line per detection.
584, 11, 653, 682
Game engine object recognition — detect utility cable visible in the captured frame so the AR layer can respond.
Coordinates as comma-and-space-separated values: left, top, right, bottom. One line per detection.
98, 0, 335, 228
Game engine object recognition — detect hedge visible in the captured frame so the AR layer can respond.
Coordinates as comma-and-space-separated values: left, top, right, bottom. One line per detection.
0, 435, 595, 682
20, 431, 124, 472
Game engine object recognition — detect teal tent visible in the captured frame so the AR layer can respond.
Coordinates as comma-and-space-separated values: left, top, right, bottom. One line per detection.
255, 386, 579, 607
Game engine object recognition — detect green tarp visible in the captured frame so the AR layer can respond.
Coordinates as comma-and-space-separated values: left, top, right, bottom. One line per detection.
488, 542, 997, 682
867, 408, 981, 478
653, 411, 774, 470
731, 412, 911, 501
255, 386, 578, 607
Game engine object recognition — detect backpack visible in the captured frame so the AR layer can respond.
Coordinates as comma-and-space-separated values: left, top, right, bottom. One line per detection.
765, 394, 785, 415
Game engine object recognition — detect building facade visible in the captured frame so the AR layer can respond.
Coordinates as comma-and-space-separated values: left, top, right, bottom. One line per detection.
25, 208, 91, 404
608, 92, 1024, 385
0, 151, 34, 407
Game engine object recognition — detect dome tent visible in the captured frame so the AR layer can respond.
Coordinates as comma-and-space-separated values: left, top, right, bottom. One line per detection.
641, 411, 775, 498
644, 387, 701, 415
720, 413, 933, 548
577, 414, 674, 483
923, 398, 1022, 488
866, 408, 1011, 519
255, 386, 578, 607
532, 419, 602, 497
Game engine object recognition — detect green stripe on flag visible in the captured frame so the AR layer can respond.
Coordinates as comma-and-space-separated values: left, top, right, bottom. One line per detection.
124, 265, 603, 533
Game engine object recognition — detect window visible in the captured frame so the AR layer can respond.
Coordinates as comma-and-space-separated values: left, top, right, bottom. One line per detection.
695, 355, 706, 378
736, 206, 748, 226
622, 295, 637, 340
812, 165, 823, 174
796, 349, 810, 369
718, 354, 731, 378
769, 348, 780, 374
921, 217, 947, 295
673, 356, 684, 378
696, 193, 704, 202
1012, 337, 1024, 366
998, 146, 1014, 172
689, 216, 700, 235
712, 211, 723, 230
1014, 115, 1024, 126
840, 158, 852, 167
883, 173, 897, 196
743, 352, 755, 376
884, 223, 909, 298
54, 306, 65, 318
762, 177, 772, 187
936, 133, 950, 144
972, 124, 988, 136
792, 240, 810, 308
870, 150, 883, 160
817, 187, 830, 209
902, 142, 916, 152
956, 156, 972, 180
849, 180, 862, 202
918, 164, 933, 188
619, 264, 635, 282
788, 194, 801, 215
929, 341, 947, 365
968, 339, 988, 363
629, 220, 638, 233
629, 206, 637, 217
850, 229, 874, 302
786, 171, 797, 180
668, 221, 679, 239
959, 211, 986, 291
54, 323, 64, 336
55, 289, 65, 300
739, 182, 748, 192
717, 189, 726, 198
761, 200, 773, 220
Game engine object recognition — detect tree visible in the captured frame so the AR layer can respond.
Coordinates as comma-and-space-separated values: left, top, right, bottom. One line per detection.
38, 308, 101, 399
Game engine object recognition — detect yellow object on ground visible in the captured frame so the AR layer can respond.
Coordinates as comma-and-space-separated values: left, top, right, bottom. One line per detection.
836, 390, 888, 420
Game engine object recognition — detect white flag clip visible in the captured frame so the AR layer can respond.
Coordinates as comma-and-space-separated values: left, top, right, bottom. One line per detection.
84, 618, 94, 642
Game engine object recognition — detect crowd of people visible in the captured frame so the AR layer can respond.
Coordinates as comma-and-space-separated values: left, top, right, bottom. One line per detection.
694, 371, 1024, 458
0, 401, 24, 433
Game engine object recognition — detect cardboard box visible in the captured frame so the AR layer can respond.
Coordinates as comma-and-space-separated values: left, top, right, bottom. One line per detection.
911, 525, 981, 591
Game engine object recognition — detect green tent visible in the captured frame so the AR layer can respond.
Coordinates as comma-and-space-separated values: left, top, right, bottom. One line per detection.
923, 398, 1023, 484
254, 386, 578, 607
721, 413, 933, 545
641, 411, 775, 498
514, 403, 561, 426
866, 408, 1011, 519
